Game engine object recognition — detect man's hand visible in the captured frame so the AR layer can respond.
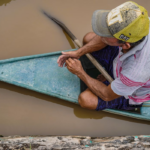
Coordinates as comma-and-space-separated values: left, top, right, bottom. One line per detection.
65, 58, 84, 76
97, 74, 106, 82
57, 51, 80, 67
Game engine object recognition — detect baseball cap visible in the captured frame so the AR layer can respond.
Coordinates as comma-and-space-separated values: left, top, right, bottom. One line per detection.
92, 1, 149, 43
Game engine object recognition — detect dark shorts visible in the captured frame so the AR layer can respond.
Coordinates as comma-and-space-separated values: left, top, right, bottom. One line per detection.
91, 46, 143, 111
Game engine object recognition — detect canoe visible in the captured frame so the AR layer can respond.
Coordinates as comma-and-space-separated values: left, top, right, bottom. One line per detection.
0, 49, 150, 121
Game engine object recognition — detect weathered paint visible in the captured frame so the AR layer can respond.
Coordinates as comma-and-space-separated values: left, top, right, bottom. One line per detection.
0, 49, 80, 104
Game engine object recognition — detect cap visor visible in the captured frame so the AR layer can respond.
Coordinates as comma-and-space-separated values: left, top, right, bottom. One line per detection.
92, 10, 113, 37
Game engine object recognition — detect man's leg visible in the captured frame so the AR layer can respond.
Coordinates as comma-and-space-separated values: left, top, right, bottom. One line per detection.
78, 32, 119, 110
83, 32, 97, 45
78, 32, 101, 110
78, 88, 98, 110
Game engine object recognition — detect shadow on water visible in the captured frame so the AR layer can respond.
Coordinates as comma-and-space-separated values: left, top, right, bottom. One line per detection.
41, 10, 76, 49
1, 81, 150, 125
0, 0, 15, 6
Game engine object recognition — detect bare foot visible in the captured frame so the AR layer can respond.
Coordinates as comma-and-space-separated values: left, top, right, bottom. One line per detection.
97, 74, 106, 82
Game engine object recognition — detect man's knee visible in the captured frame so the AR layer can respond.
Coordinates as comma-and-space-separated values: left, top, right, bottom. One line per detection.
83, 32, 96, 45
78, 89, 98, 110
78, 92, 87, 108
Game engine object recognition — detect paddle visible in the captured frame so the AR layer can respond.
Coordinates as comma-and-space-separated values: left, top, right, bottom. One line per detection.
42, 10, 113, 83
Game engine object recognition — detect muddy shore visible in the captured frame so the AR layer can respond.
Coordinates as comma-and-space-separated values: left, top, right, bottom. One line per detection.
0, 135, 150, 150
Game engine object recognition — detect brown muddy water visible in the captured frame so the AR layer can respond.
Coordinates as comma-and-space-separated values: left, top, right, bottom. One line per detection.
0, 0, 150, 137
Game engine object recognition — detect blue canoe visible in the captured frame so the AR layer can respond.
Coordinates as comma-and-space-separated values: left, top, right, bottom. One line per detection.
0, 49, 150, 121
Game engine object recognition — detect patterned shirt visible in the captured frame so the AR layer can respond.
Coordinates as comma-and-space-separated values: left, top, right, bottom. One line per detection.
111, 31, 150, 105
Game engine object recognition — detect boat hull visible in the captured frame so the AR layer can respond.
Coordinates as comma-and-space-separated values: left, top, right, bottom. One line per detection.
0, 49, 150, 121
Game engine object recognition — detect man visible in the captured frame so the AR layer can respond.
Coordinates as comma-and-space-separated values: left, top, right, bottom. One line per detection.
57, 1, 150, 111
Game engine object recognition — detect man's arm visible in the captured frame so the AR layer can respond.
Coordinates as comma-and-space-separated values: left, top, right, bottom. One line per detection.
57, 35, 107, 67
78, 70, 120, 101
76, 35, 107, 57
66, 58, 121, 101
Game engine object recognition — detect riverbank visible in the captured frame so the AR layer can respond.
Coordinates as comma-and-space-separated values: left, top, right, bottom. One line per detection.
0, 135, 150, 149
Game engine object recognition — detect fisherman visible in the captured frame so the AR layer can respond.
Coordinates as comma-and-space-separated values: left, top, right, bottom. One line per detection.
57, 1, 150, 111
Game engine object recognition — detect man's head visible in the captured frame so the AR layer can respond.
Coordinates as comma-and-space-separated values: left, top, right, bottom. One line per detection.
92, 1, 149, 49
100, 36, 146, 50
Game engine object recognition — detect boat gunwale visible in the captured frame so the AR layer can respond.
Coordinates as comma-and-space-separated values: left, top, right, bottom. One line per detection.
0, 49, 77, 64
103, 109, 150, 121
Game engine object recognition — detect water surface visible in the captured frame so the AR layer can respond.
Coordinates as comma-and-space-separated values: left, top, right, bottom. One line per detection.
0, 0, 150, 137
